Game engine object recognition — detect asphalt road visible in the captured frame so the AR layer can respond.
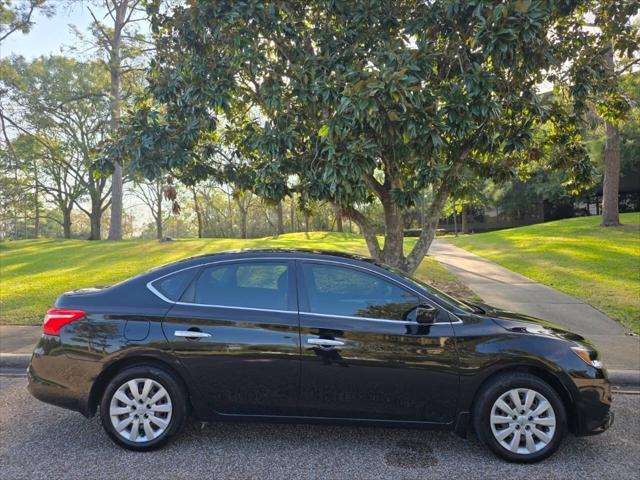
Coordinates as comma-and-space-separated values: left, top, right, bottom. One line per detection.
1, 376, 638, 480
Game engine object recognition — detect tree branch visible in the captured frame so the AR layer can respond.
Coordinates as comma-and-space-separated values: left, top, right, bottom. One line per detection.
340, 204, 382, 258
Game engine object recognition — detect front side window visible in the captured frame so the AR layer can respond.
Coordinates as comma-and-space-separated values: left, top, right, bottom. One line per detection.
191, 261, 291, 311
301, 263, 420, 320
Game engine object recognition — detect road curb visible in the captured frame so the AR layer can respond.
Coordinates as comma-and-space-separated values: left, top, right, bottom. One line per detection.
0, 354, 30, 370
1, 353, 639, 387
608, 369, 640, 387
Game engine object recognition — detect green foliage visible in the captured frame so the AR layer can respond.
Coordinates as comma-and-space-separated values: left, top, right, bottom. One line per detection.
102, 0, 638, 268
0, 56, 118, 239
0, 0, 53, 41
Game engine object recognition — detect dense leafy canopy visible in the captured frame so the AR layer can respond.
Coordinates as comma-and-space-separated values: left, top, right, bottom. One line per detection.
104, 0, 638, 271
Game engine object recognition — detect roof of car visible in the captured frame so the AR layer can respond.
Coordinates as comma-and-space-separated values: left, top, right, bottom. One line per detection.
175, 248, 378, 265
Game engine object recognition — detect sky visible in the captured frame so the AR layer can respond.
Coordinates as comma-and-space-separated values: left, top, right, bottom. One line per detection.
1, 1, 105, 60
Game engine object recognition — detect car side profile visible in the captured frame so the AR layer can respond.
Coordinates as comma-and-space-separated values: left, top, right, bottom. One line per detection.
27, 249, 613, 462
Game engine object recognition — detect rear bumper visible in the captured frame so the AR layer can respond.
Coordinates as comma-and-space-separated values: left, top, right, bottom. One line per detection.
26, 335, 97, 418
27, 364, 92, 417
27, 364, 93, 417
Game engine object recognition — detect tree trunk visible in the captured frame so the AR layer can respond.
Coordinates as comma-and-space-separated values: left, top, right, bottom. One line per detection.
192, 188, 203, 238
13, 162, 18, 240
239, 206, 247, 239
87, 195, 103, 240
380, 196, 405, 267
404, 183, 451, 274
347, 167, 455, 273
453, 207, 458, 236
335, 205, 343, 232
33, 165, 39, 238
62, 207, 72, 239
290, 195, 295, 232
304, 214, 310, 233
601, 119, 621, 226
156, 196, 163, 240
107, 2, 125, 241
276, 201, 284, 235
342, 205, 382, 262
108, 162, 123, 239
461, 204, 468, 234
227, 193, 233, 237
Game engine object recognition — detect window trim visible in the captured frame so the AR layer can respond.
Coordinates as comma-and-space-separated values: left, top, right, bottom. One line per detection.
298, 259, 426, 323
149, 267, 200, 303
146, 256, 462, 324
148, 258, 297, 312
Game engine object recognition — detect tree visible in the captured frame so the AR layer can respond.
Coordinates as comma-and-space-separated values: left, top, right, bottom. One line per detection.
85, 0, 149, 240
0, 131, 36, 239
572, 2, 640, 226
2, 56, 113, 239
132, 177, 168, 239
0, 0, 53, 239
9, 134, 87, 239
107, 0, 636, 272
0, 0, 53, 43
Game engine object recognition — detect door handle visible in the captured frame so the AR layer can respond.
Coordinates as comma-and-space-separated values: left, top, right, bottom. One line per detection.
174, 330, 211, 339
307, 338, 345, 347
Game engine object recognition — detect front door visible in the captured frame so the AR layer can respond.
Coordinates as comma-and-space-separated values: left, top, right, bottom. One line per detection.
296, 260, 459, 423
161, 259, 300, 416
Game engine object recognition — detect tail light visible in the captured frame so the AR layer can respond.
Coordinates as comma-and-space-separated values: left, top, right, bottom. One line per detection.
43, 308, 86, 335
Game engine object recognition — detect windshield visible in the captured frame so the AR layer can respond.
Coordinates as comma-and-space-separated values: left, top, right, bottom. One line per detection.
385, 265, 478, 313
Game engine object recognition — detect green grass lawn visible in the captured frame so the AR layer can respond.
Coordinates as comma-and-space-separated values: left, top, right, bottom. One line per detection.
0, 232, 475, 325
450, 212, 640, 334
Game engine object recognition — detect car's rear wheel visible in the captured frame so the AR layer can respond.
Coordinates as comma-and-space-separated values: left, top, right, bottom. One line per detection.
473, 372, 567, 463
100, 365, 187, 451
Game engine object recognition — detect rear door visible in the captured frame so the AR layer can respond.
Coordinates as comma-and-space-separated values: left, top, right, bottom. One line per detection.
296, 260, 459, 423
160, 259, 300, 416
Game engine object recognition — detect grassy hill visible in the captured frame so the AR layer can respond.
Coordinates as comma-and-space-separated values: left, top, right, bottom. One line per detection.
0, 232, 473, 325
450, 212, 640, 333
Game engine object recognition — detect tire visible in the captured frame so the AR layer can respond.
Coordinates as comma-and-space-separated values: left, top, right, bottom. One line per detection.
100, 364, 187, 451
472, 372, 567, 463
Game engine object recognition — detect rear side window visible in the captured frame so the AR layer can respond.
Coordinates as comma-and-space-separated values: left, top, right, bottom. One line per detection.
152, 269, 196, 301
192, 262, 291, 311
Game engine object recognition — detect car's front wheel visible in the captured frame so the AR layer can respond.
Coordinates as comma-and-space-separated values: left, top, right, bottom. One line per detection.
100, 365, 187, 451
473, 372, 567, 462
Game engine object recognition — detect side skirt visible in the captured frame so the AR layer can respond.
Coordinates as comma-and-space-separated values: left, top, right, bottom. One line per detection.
191, 411, 456, 431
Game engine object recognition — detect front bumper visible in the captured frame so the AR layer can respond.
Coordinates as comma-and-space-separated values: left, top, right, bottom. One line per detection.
580, 409, 614, 436
570, 370, 614, 436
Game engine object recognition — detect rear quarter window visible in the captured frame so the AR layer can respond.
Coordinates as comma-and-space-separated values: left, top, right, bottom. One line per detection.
151, 269, 197, 301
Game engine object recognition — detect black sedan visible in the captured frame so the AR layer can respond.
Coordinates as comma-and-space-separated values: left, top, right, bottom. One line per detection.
27, 249, 613, 462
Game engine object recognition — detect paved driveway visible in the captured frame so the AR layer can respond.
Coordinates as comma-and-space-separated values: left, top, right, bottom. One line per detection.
429, 240, 640, 371
1, 376, 638, 480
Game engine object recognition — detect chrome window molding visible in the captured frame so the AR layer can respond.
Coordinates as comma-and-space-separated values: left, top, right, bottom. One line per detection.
174, 301, 294, 315
146, 255, 464, 325
301, 311, 461, 326
147, 282, 176, 304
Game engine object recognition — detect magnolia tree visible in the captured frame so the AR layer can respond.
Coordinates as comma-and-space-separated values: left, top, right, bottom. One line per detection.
104, 0, 636, 272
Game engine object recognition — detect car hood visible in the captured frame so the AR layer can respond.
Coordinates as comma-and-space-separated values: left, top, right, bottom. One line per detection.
472, 301, 588, 344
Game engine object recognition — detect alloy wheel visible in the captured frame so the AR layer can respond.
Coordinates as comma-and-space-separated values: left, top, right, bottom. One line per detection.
109, 377, 173, 443
489, 388, 556, 455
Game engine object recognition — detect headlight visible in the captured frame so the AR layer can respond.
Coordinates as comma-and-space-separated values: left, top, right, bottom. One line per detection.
571, 346, 603, 369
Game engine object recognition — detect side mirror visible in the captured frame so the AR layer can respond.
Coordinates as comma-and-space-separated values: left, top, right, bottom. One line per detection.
415, 304, 438, 324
